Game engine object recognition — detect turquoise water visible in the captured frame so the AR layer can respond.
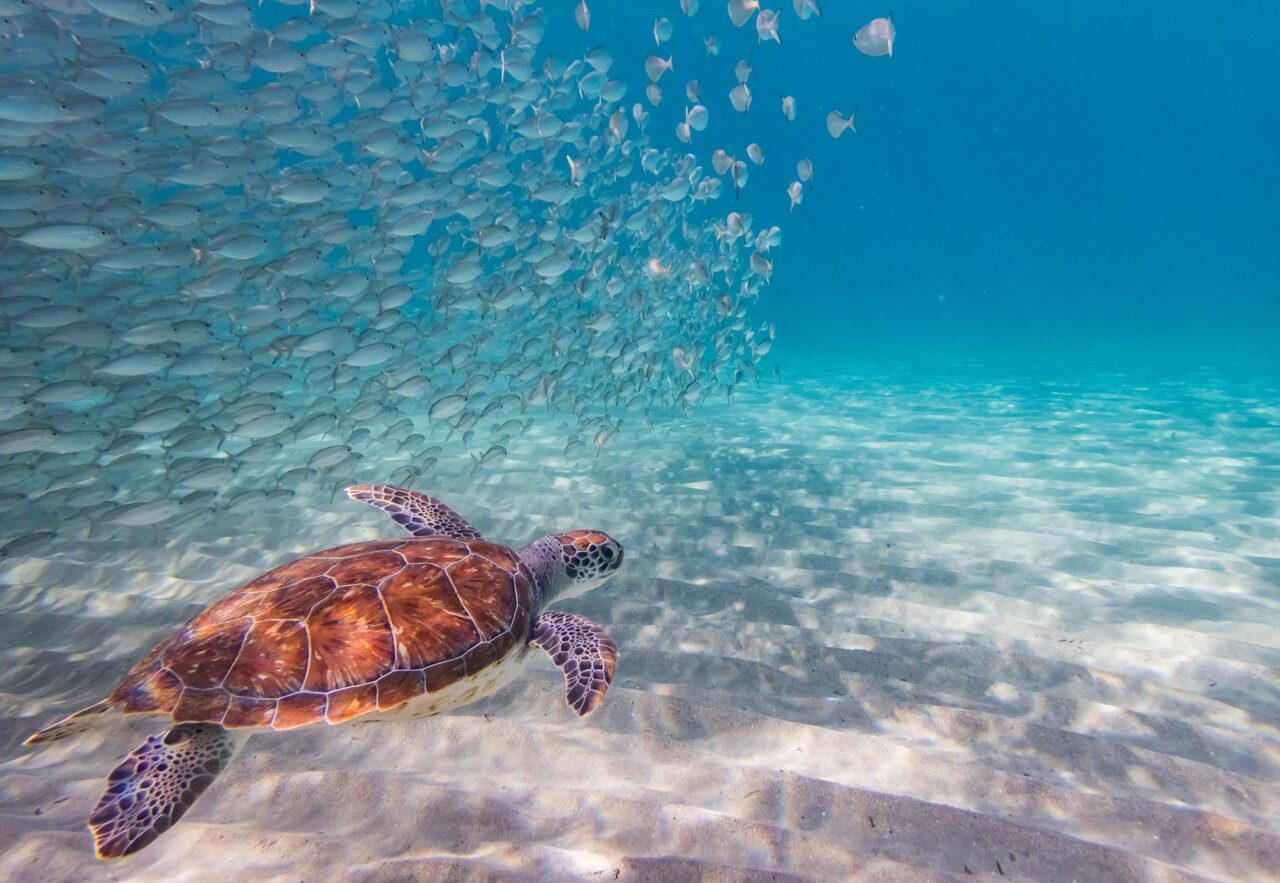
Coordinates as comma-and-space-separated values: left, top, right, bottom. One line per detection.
2, 1, 1278, 880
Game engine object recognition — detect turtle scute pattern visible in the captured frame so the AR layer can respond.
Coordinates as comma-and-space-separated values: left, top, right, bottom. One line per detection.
108, 538, 533, 730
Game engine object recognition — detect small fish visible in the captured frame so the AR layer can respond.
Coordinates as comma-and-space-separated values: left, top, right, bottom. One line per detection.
566, 155, 586, 187
0, 428, 57, 454
344, 342, 399, 367
295, 413, 336, 438
729, 83, 752, 114
680, 0, 699, 15
671, 347, 695, 375
756, 9, 780, 44
100, 499, 182, 528
646, 257, 672, 280
96, 351, 177, 376
797, 158, 813, 182
608, 107, 630, 141
0, 531, 57, 558
644, 54, 673, 82
30, 380, 109, 404
470, 444, 507, 474
855, 13, 896, 57
584, 46, 613, 71
793, 0, 821, 19
0, 157, 43, 181
704, 36, 721, 56
128, 406, 193, 434
734, 59, 752, 84
233, 412, 293, 439
535, 252, 572, 278
747, 143, 764, 165
0, 95, 62, 123
727, 0, 760, 28
429, 393, 468, 421
653, 17, 672, 45
308, 445, 353, 469
787, 181, 803, 212
781, 95, 796, 121
827, 108, 858, 138
16, 225, 112, 250
574, 0, 590, 31
749, 250, 773, 282
593, 422, 619, 451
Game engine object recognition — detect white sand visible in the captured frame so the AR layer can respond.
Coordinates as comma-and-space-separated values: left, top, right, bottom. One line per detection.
2, 358, 1278, 881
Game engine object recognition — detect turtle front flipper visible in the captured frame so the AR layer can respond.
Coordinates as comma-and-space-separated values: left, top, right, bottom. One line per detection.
530, 611, 618, 715
345, 484, 484, 540
89, 723, 241, 859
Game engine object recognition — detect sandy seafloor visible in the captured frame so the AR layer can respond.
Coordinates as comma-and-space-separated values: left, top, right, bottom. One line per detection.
1, 351, 1278, 882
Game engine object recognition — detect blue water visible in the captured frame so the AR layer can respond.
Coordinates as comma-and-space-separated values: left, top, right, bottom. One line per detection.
567, 4, 1280, 356
2, 1, 1279, 879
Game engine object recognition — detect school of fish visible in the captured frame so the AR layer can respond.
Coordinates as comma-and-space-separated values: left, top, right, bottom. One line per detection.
0, 0, 892, 545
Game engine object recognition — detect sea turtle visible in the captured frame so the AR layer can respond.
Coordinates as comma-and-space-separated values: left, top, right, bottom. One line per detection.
24, 484, 623, 859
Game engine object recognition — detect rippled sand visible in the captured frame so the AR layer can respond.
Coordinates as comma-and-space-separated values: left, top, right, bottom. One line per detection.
2, 355, 1278, 881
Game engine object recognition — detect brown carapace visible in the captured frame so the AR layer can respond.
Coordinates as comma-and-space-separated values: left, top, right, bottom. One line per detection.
111, 537, 536, 730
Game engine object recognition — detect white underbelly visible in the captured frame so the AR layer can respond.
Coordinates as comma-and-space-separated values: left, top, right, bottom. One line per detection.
360, 644, 533, 723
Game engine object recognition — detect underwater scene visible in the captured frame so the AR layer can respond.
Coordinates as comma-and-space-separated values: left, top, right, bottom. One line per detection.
1, 0, 1278, 879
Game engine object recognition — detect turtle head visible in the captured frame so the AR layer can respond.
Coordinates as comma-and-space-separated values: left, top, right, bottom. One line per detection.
523, 530, 623, 603
557, 529, 624, 590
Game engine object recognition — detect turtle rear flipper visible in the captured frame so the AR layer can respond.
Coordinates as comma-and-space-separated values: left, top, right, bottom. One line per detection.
25, 700, 115, 746
90, 723, 240, 859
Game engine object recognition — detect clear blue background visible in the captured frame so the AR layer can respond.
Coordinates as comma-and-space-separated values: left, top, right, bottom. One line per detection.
567, 3, 1279, 360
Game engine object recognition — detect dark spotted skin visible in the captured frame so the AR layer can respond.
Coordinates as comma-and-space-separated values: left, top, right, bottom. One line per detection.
559, 530, 620, 582
530, 611, 617, 715
345, 484, 483, 540
107, 538, 535, 730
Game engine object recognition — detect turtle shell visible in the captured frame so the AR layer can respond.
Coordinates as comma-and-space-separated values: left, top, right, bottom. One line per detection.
107, 538, 535, 730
